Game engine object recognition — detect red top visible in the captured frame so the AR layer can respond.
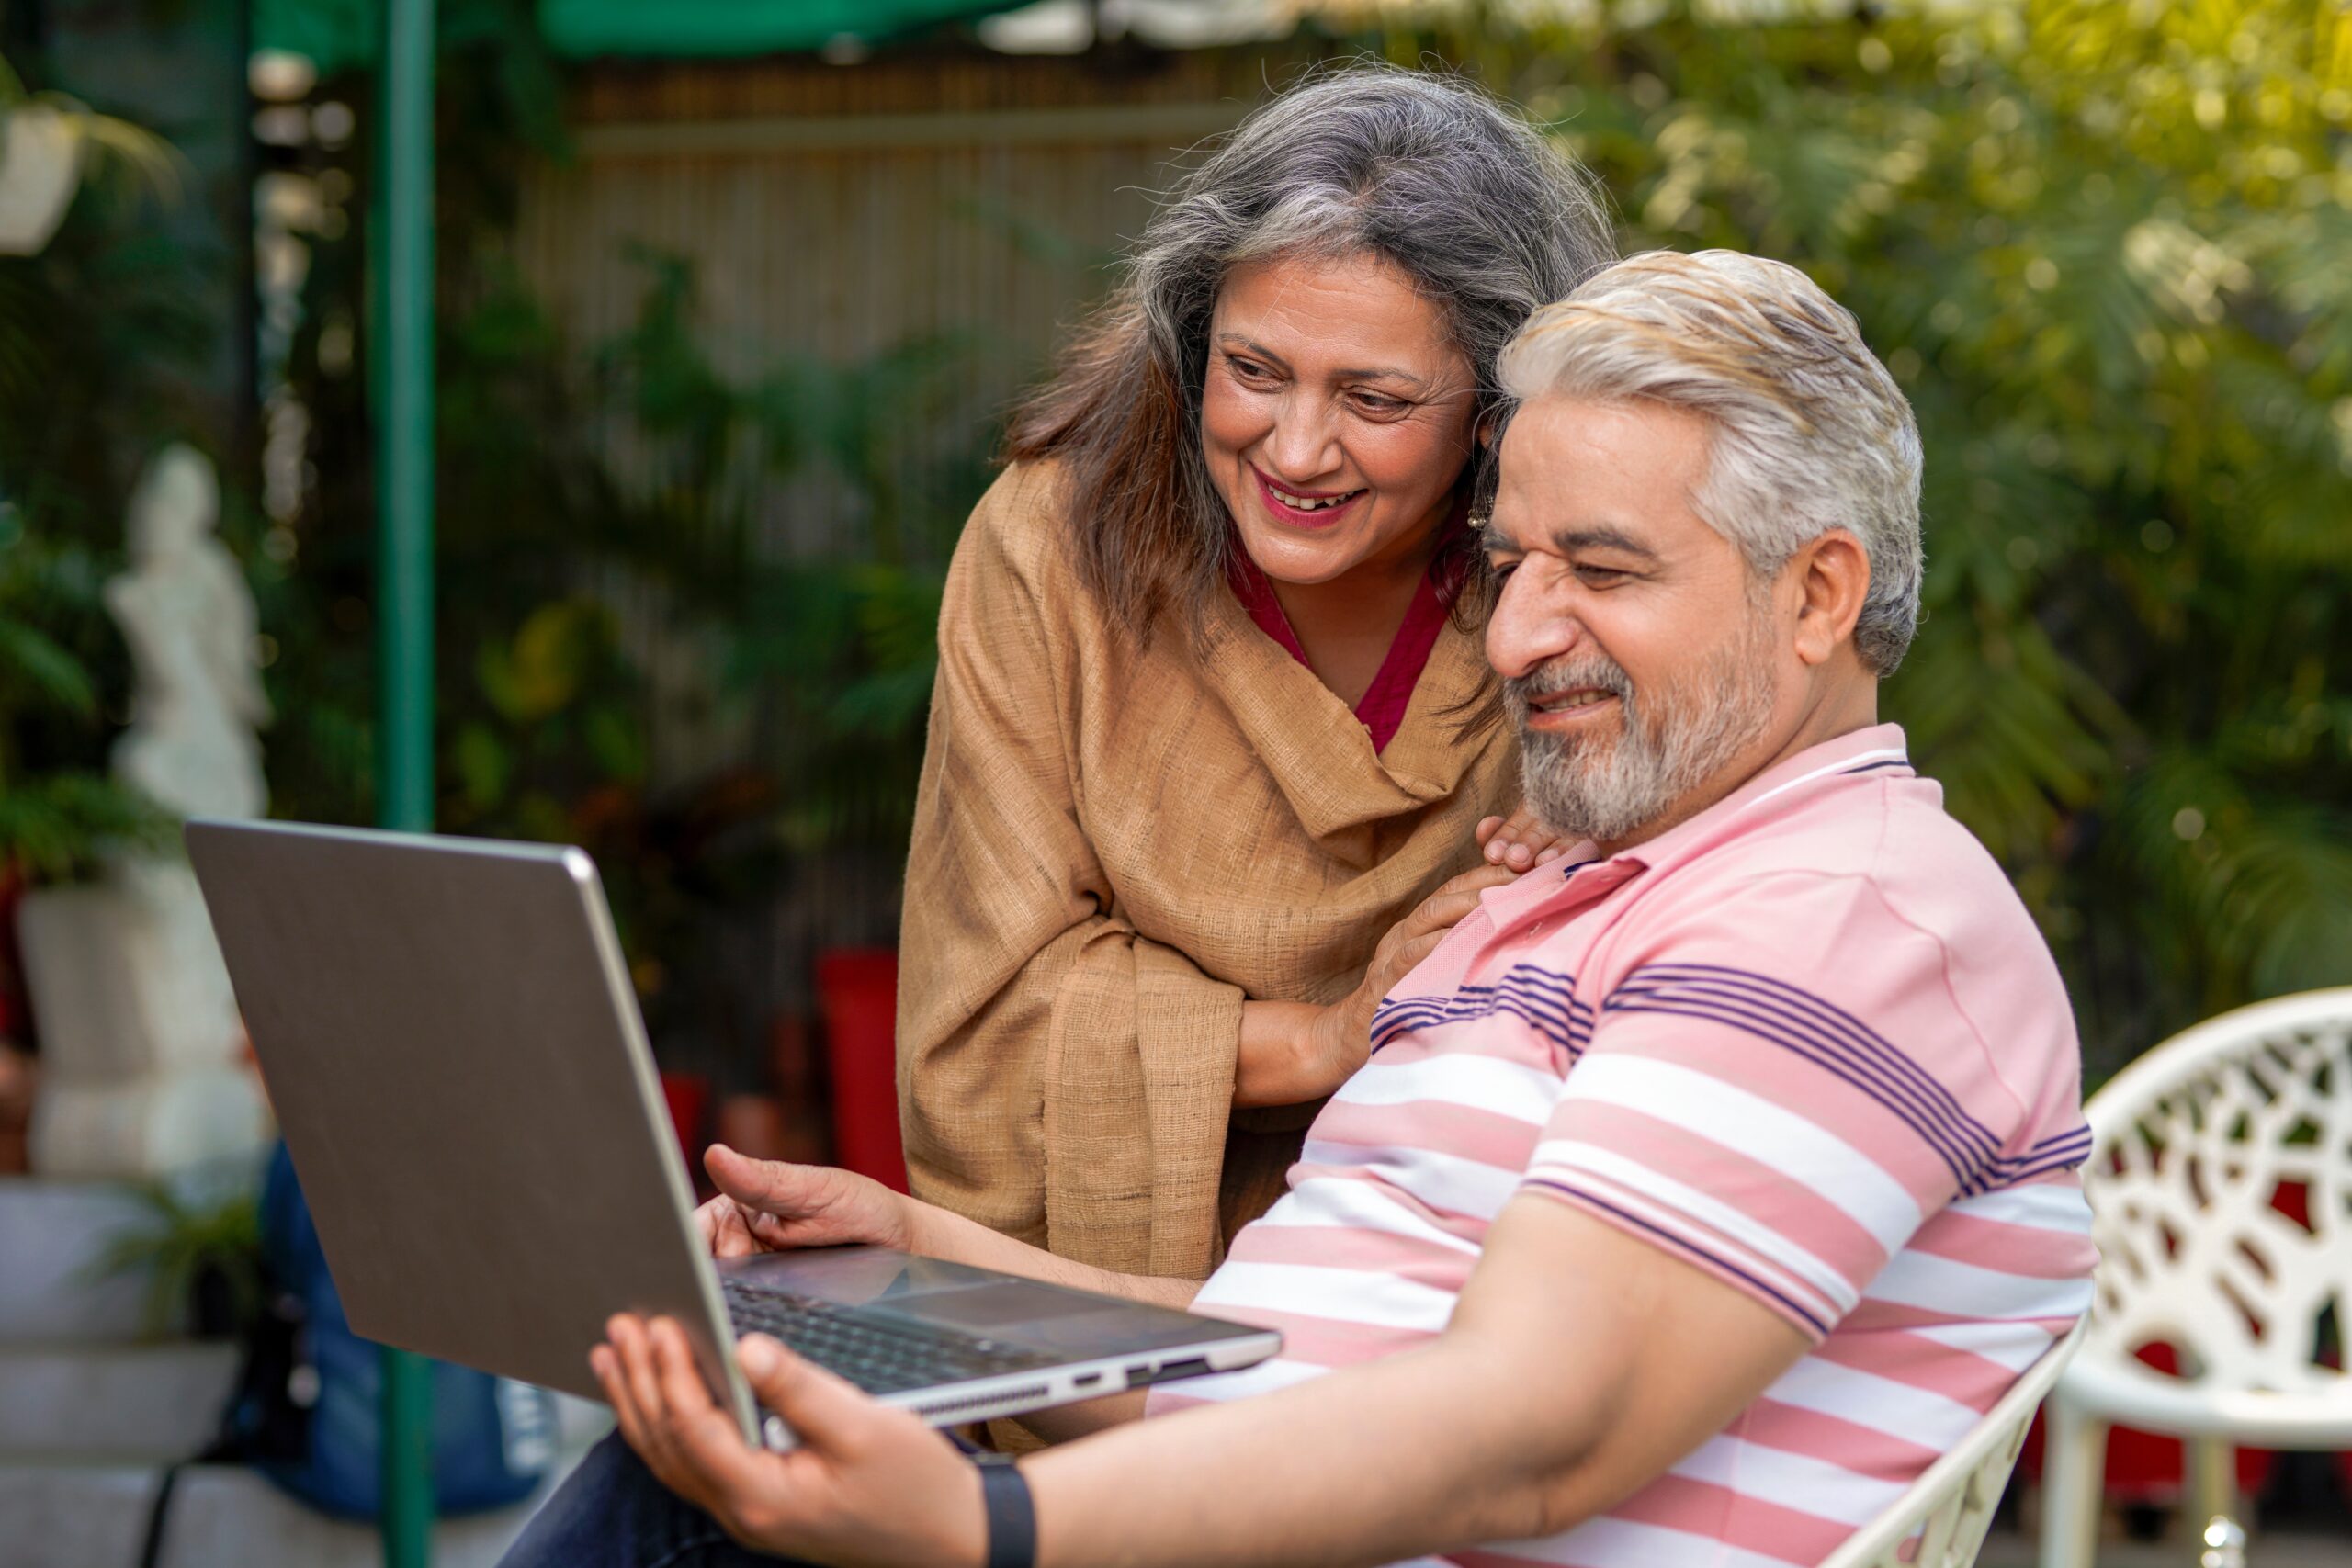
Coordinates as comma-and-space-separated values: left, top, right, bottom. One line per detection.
1227, 550, 1457, 755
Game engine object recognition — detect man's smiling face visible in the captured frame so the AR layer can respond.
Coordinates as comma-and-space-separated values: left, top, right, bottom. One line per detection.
1483, 395, 1804, 851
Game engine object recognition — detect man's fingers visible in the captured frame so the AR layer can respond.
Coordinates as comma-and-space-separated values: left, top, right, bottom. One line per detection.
591, 1345, 649, 1454
649, 1318, 774, 1500
645, 1319, 757, 1517
1487, 801, 1585, 869
666, 1391, 784, 1532
597, 1340, 685, 1498
736, 1333, 892, 1458
609, 1316, 676, 1451
1476, 814, 1504, 850
650, 1316, 718, 1422
601, 1320, 710, 1508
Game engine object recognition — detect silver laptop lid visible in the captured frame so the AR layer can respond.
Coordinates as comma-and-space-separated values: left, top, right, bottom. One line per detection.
185, 818, 755, 1436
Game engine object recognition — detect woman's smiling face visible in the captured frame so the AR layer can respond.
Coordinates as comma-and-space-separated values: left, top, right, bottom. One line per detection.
1200, 251, 1481, 590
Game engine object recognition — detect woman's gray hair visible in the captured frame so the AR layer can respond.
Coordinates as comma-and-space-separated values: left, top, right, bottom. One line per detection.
1498, 249, 1927, 673
1009, 62, 1617, 637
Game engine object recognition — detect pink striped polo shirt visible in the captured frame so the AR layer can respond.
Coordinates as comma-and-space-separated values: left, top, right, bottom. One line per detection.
1151, 724, 2097, 1567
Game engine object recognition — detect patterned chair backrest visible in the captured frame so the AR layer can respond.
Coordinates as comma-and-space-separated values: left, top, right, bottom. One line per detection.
2077, 987, 2352, 1395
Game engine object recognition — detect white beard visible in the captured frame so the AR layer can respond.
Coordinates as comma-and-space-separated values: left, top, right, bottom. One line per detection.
1508, 607, 1777, 846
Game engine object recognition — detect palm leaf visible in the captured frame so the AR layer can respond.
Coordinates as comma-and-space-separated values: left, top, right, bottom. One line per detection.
0, 615, 96, 715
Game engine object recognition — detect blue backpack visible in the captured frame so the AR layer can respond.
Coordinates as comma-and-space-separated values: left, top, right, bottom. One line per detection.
232, 1142, 559, 1518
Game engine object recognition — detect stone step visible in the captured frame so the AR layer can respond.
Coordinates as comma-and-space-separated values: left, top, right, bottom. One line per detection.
0, 1342, 239, 1462
0, 1461, 557, 1568
0, 1393, 606, 1568
0, 1177, 189, 1344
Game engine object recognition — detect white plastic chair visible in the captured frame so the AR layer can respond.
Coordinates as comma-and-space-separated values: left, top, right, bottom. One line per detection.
1821, 1316, 2086, 1568
2039, 987, 2352, 1568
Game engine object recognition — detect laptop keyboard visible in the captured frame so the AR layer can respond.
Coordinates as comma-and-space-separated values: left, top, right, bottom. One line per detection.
720, 1279, 1065, 1394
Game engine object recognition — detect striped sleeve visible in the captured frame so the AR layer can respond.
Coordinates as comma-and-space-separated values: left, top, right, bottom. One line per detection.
1519, 874, 2024, 1342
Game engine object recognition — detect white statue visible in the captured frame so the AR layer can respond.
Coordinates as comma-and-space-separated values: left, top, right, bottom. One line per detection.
20, 444, 271, 1180
106, 443, 270, 821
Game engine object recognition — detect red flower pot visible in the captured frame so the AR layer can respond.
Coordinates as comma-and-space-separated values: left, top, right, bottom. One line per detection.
816, 948, 907, 1193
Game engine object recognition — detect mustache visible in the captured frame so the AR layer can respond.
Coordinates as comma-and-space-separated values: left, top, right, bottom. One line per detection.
1504, 653, 1634, 712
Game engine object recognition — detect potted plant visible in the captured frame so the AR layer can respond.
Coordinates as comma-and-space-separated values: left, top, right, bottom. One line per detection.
85, 1168, 263, 1338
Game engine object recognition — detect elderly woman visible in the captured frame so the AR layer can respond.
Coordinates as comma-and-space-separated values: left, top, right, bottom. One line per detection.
899, 67, 1614, 1280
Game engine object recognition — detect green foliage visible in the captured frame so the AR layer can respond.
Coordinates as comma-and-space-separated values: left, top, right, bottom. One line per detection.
0, 55, 191, 886
265, 140, 989, 1010
451, 596, 646, 840
254, 8, 581, 840
578, 248, 989, 850
413, 251, 986, 856
1345, 0, 2352, 1071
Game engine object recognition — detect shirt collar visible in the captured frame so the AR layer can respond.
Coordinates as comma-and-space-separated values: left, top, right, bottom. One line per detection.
1475, 722, 1912, 928
1609, 721, 1911, 874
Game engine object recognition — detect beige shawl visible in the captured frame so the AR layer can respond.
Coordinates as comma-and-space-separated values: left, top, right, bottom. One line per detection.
896, 462, 1521, 1280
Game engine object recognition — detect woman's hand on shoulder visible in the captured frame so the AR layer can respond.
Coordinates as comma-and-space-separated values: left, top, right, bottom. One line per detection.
1349, 862, 1519, 1030
693, 1145, 917, 1259
1476, 802, 1577, 872
1252, 863, 1517, 1106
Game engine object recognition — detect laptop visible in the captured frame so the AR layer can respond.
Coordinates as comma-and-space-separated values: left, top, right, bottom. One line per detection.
185, 818, 1280, 1449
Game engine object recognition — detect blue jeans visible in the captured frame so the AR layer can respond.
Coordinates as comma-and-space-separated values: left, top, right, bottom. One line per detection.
498, 1434, 817, 1568
500, 1429, 984, 1568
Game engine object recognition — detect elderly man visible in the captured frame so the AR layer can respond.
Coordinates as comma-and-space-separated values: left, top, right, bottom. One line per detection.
504, 250, 2097, 1568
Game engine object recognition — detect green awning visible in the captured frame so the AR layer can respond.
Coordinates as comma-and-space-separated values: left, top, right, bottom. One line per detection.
253, 0, 377, 77
252, 0, 1027, 73
538, 0, 1025, 58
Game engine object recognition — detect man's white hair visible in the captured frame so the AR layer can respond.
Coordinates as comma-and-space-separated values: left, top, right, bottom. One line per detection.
1497, 249, 1925, 673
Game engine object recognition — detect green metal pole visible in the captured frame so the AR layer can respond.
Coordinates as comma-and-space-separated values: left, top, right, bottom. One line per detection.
371, 0, 437, 1561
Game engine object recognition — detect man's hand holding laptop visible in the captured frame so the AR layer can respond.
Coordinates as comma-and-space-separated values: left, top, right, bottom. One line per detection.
596, 1141, 1810, 1568
600, 1147, 993, 1565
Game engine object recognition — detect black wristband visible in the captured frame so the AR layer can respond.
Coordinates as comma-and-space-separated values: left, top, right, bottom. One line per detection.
974, 1451, 1037, 1568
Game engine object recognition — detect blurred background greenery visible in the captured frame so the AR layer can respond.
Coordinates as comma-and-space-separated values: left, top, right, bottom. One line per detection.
0, 0, 2345, 1097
